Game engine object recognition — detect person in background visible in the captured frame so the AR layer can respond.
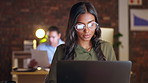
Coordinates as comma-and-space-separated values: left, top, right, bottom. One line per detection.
45, 2, 116, 83
28, 26, 64, 68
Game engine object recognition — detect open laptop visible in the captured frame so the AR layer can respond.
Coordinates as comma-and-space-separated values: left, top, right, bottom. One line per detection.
57, 61, 132, 83
31, 49, 49, 67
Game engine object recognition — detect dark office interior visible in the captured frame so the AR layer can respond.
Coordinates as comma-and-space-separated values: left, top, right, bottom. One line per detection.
0, 0, 148, 83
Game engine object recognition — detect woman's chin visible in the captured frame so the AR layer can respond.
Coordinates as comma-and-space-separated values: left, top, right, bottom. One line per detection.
82, 38, 91, 41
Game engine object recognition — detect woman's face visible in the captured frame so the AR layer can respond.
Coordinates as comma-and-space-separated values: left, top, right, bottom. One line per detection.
75, 13, 96, 43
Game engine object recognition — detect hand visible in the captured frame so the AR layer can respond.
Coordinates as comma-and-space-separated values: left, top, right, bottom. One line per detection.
28, 59, 38, 68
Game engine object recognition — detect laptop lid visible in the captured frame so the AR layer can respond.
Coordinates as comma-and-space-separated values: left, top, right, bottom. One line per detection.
31, 49, 49, 67
57, 61, 132, 83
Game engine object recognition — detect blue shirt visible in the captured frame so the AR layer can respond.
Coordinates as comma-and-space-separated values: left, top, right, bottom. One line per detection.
36, 39, 64, 64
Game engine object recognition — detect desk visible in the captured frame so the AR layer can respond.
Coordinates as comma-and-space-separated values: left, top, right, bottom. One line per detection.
11, 70, 48, 83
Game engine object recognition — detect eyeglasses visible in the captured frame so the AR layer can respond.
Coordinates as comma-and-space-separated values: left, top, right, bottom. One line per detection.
75, 22, 98, 32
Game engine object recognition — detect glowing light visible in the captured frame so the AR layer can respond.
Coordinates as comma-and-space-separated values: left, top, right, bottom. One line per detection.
35, 29, 45, 38
37, 66, 42, 70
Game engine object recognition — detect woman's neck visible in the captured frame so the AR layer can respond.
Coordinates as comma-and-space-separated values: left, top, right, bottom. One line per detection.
78, 41, 92, 51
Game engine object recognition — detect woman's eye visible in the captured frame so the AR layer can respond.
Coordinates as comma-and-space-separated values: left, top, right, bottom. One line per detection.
77, 24, 84, 29
88, 23, 93, 27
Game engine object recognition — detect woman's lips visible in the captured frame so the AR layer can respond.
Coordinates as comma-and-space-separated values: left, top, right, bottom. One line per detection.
83, 34, 91, 38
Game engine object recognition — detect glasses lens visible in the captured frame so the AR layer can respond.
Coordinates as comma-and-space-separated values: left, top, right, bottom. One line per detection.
75, 24, 85, 31
88, 22, 97, 30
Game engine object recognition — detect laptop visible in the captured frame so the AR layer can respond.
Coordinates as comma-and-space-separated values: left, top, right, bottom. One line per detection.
31, 49, 49, 67
57, 61, 132, 83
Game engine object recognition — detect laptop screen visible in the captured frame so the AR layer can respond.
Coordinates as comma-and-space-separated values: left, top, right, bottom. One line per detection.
57, 61, 132, 83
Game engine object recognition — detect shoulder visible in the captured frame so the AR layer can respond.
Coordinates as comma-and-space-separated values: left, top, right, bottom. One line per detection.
59, 39, 65, 45
100, 40, 116, 61
54, 44, 65, 60
36, 42, 50, 49
38, 42, 48, 46
57, 44, 65, 49
100, 40, 112, 49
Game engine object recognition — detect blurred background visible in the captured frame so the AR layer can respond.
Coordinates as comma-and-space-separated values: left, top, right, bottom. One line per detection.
0, 0, 148, 83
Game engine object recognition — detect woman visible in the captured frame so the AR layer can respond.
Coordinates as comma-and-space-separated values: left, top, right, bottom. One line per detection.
45, 2, 116, 83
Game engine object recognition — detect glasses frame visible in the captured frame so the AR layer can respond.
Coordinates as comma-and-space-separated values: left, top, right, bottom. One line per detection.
75, 22, 99, 32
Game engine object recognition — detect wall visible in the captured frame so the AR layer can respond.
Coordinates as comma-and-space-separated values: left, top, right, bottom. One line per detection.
129, 0, 148, 83
0, 0, 118, 81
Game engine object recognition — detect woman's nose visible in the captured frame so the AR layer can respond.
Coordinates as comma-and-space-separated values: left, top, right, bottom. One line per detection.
84, 26, 89, 33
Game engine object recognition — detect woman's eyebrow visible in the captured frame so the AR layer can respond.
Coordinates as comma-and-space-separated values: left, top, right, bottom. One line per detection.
76, 22, 84, 24
76, 20, 95, 24
88, 20, 95, 23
